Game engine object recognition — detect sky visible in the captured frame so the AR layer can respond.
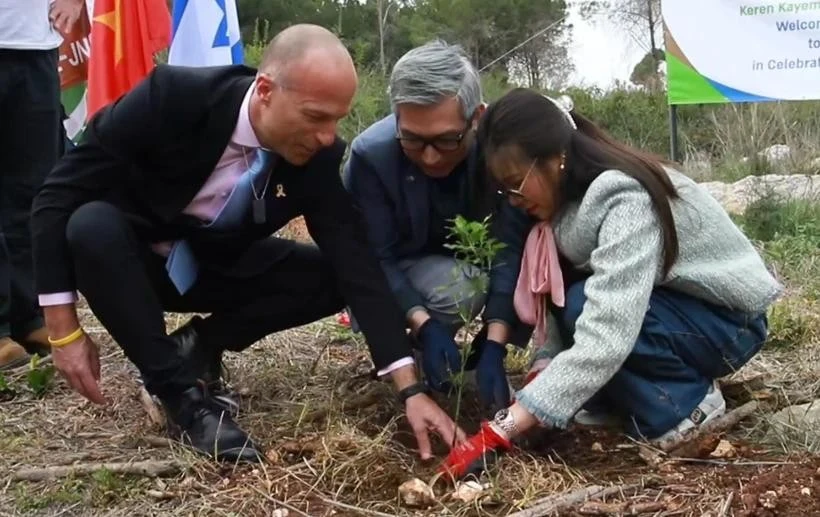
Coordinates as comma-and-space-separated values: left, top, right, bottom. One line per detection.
564, 1, 648, 89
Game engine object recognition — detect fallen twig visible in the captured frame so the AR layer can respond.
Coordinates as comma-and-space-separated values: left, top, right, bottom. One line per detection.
579, 500, 666, 515
718, 491, 734, 517
506, 483, 641, 517
317, 495, 398, 517
6, 355, 52, 376
146, 489, 176, 500
138, 386, 165, 428
655, 400, 759, 455
139, 435, 174, 448
13, 460, 185, 481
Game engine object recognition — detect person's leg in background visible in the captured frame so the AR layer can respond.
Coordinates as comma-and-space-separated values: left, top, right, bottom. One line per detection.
398, 255, 487, 334
556, 280, 767, 441
346, 254, 487, 335
0, 50, 29, 369
0, 239, 29, 369
0, 49, 62, 363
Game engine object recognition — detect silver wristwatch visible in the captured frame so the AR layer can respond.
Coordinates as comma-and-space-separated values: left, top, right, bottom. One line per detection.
492, 408, 518, 436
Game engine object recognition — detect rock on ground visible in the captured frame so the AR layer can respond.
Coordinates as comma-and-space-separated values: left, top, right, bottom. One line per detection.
771, 399, 820, 435
699, 174, 820, 214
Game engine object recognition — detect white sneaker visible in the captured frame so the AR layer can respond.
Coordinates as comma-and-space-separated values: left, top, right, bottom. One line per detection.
574, 409, 622, 428
652, 380, 726, 444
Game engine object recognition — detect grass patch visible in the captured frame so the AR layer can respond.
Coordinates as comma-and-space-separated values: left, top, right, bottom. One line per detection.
13, 479, 84, 512
737, 197, 820, 245
12, 471, 151, 512
736, 195, 820, 301
766, 299, 818, 350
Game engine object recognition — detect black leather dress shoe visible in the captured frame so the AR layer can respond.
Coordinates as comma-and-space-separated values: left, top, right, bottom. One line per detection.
171, 317, 240, 416
162, 383, 262, 463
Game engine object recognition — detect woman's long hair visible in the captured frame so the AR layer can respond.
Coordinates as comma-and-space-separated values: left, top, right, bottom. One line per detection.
477, 88, 680, 275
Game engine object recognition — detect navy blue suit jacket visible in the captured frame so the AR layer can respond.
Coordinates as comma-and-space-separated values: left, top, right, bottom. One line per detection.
342, 114, 532, 327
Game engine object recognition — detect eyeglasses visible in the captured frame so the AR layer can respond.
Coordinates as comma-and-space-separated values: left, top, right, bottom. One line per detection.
395, 118, 472, 153
503, 160, 537, 199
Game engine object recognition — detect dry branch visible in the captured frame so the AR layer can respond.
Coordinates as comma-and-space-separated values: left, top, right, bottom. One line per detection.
139, 435, 174, 448
579, 500, 666, 515
656, 400, 759, 456
718, 491, 734, 517
506, 483, 641, 517
138, 386, 166, 428
12, 460, 185, 481
6, 355, 52, 376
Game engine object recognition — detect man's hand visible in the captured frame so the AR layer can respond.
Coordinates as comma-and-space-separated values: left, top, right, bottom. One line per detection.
474, 338, 510, 412
52, 332, 105, 404
49, 0, 84, 36
416, 318, 461, 392
405, 393, 466, 460
45, 303, 105, 404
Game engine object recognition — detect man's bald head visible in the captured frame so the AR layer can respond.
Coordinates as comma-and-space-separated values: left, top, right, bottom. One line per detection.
249, 24, 358, 165
259, 24, 353, 83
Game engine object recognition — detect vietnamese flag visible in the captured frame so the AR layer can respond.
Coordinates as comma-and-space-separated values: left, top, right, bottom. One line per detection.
87, 0, 172, 120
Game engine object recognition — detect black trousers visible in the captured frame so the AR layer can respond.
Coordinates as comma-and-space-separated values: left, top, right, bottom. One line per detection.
65, 201, 345, 398
0, 49, 62, 340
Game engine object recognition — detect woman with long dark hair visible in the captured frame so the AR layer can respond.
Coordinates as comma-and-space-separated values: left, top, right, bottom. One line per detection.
439, 88, 782, 479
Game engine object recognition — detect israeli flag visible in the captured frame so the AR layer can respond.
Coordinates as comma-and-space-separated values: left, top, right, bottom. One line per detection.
168, 0, 243, 66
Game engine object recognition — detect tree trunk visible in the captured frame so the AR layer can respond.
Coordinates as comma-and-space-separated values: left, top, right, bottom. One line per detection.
647, 0, 657, 66
377, 0, 387, 75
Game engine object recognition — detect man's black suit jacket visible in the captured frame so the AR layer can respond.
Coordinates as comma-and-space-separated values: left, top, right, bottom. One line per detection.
31, 64, 413, 369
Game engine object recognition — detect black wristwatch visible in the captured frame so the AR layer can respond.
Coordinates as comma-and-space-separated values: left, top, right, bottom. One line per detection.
397, 382, 431, 404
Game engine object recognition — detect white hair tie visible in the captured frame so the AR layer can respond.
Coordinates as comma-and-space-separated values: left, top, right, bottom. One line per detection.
545, 94, 577, 130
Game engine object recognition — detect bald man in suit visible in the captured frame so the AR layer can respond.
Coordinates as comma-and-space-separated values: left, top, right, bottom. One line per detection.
32, 24, 464, 463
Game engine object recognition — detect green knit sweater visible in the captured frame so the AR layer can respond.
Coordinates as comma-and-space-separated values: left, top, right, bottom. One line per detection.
515, 167, 783, 428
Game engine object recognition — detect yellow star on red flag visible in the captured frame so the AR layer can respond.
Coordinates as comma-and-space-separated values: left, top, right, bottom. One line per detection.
93, 0, 123, 64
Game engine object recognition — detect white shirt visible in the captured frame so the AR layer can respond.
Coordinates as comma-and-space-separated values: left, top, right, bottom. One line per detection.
0, 0, 63, 50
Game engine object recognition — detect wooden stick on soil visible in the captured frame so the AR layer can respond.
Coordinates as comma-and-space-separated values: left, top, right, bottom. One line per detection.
138, 386, 166, 428
505, 483, 641, 517
655, 400, 759, 456
13, 460, 185, 481
718, 491, 735, 517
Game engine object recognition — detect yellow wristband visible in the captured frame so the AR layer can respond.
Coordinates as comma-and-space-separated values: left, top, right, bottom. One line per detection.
48, 327, 84, 347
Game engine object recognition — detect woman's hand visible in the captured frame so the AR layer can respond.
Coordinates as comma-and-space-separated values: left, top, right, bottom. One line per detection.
437, 421, 511, 481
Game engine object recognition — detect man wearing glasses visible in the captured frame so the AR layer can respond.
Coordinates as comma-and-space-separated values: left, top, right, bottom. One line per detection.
343, 40, 532, 414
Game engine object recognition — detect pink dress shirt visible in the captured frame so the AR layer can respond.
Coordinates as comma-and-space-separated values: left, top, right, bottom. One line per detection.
39, 84, 260, 307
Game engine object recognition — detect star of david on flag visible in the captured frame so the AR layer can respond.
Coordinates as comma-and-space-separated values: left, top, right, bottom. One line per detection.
169, 0, 243, 66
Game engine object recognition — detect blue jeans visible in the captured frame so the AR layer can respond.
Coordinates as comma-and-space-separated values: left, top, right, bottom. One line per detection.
556, 280, 768, 439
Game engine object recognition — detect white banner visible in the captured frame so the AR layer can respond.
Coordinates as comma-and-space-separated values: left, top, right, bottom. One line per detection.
663, 0, 820, 104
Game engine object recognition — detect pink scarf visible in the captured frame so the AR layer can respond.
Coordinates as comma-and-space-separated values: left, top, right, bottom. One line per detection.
514, 222, 565, 346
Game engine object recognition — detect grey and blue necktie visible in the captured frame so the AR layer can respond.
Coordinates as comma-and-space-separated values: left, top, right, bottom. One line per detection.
165, 149, 274, 294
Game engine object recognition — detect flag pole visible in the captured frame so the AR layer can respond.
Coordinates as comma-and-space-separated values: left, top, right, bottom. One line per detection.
668, 104, 679, 162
